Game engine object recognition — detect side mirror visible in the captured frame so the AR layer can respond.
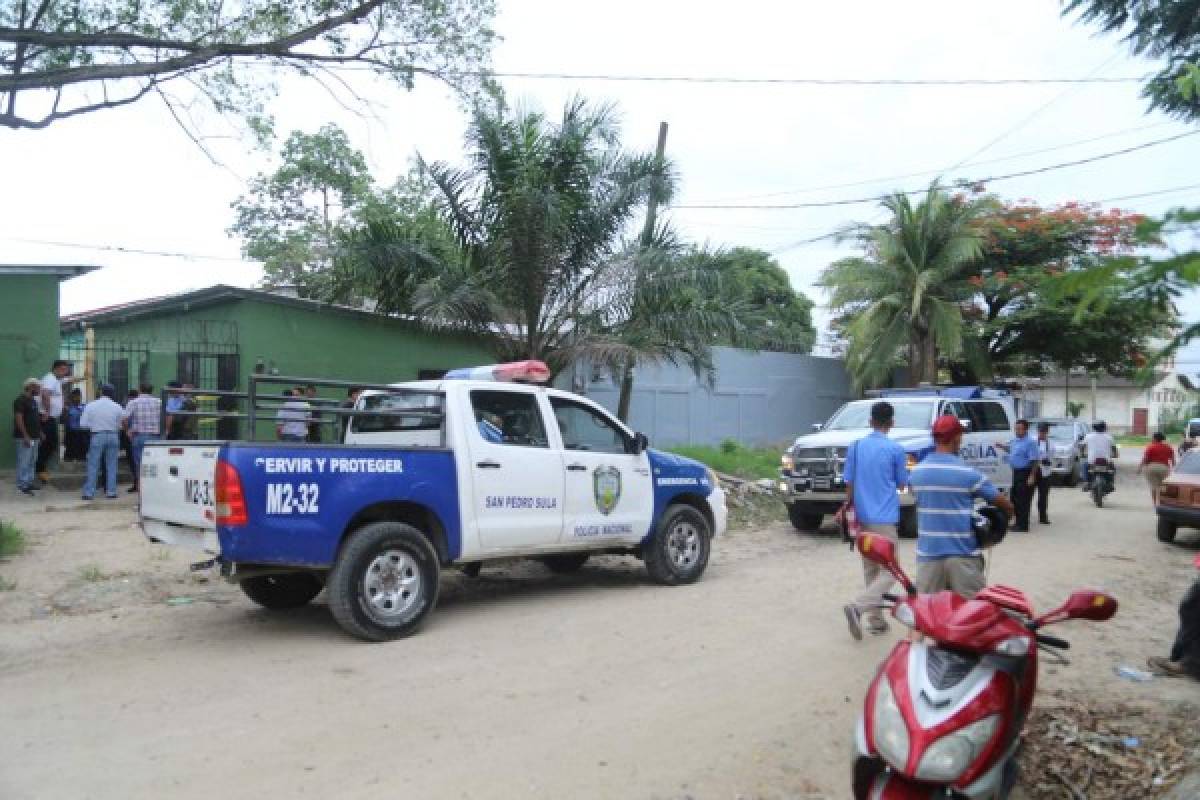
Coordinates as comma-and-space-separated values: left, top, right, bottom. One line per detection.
812, 423, 823, 432
632, 432, 649, 454
855, 533, 916, 595
1035, 589, 1118, 627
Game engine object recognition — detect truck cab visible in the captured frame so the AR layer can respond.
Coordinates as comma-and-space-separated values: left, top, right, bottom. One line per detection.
138, 363, 727, 641
778, 387, 1016, 535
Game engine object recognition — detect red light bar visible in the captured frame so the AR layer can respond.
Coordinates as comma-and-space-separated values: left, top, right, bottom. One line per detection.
444, 361, 551, 384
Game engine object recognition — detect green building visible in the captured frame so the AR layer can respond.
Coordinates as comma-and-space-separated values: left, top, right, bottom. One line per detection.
59, 284, 495, 438
0, 265, 99, 469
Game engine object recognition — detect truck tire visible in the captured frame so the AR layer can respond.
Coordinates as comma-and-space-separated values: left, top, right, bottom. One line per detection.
898, 508, 918, 539
645, 504, 712, 586
239, 572, 324, 610
1157, 517, 1178, 544
787, 504, 823, 532
540, 553, 590, 574
1065, 462, 1080, 487
328, 521, 440, 642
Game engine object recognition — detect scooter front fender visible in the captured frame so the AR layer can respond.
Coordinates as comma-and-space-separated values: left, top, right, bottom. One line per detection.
853, 757, 944, 799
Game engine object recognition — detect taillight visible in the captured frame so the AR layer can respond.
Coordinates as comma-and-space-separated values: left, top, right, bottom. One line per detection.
215, 460, 248, 526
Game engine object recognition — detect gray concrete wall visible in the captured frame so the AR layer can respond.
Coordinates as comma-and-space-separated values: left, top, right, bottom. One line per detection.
571, 347, 855, 448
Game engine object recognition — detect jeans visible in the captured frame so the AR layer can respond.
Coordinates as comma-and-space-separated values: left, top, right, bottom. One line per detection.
1010, 467, 1033, 528
130, 433, 158, 483
14, 438, 38, 489
83, 431, 120, 498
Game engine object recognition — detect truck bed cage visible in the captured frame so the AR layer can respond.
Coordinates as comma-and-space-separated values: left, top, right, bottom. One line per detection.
158, 374, 445, 443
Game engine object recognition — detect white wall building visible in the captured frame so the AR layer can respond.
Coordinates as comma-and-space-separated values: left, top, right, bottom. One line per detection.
1029, 370, 1199, 434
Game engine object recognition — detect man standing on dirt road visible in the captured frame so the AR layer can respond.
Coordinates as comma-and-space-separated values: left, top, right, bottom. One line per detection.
36, 359, 82, 484
996, 418, 1037, 532
910, 416, 1014, 598
842, 401, 909, 640
13, 378, 43, 496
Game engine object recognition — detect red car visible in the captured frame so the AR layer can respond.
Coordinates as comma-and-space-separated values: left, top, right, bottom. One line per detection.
1157, 451, 1200, 543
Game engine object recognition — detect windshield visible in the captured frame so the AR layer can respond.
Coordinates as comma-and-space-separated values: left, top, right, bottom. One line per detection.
1047, 424, 1078, 441
824, 401, 935, 431
1177, 452, 1200, 475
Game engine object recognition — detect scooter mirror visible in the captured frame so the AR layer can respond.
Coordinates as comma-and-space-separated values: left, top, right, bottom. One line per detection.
1061, 590, 1118, 622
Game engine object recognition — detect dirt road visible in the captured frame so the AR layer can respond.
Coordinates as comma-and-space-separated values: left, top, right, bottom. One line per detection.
1, 453, 1197, 799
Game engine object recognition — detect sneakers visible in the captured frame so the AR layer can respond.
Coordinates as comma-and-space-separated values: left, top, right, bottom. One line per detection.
866, 616, 890, 635
844, 605, 863, 641
19, 487, 35, 496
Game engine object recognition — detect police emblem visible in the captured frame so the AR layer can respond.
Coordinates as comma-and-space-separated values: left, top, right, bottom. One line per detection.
593, 465, 622, 515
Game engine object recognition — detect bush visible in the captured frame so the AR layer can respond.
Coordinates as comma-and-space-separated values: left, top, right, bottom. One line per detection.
669, 444, 782, 481
0, 519, 26, 558
719, 438, 740, 455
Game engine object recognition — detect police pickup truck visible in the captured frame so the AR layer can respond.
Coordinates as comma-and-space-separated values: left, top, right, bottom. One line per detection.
778, 387, 1015, 536
139, 362, 727, 641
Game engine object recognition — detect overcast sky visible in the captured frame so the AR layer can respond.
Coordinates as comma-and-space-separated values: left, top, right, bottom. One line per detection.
1, 0, 1197, 366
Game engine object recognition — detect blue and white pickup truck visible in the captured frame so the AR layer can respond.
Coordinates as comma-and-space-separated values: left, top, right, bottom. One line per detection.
138, 363, 727, 641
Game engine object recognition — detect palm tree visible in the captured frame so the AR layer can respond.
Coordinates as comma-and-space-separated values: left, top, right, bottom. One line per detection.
820, 183, 987, 388
336, 97, 753, 416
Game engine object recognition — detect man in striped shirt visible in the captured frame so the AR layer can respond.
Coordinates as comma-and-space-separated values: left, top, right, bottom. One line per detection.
909, 415, 1014, 598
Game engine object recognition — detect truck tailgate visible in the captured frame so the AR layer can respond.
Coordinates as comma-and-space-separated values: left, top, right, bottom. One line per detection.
140, 441, 220, 537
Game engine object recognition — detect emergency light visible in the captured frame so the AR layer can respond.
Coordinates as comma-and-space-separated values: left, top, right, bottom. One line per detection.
444, 361, 551, 384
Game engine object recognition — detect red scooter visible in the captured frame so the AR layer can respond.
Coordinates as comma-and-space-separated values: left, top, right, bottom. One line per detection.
851, 533, 1118, 799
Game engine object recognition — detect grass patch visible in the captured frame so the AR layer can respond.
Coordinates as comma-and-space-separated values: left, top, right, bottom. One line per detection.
0, 576, 16, 591
1117, 434, 1151, 446
668, 440, 782, 481
78, 564, 109, 583
0, 520, 26, 558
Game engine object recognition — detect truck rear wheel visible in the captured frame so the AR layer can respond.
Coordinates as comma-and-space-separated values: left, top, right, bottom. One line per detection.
787, 504, 823, 532
328, 521, 440, 642
239, 572, 324, 610
645, 504, 711, 585
540, 553, 590, 574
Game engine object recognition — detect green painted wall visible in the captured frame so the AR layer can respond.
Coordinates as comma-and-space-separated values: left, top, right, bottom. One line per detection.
77, 295, 495, 440
1, 275, 60, 469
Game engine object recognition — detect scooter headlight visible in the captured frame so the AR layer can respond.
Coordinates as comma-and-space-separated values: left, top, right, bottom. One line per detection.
872, 679, 910, 770
993, 636, 1031, 657
914, 714, 1000, 783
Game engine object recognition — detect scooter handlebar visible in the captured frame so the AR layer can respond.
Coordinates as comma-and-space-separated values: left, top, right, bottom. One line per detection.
1036, 633, 1070, 649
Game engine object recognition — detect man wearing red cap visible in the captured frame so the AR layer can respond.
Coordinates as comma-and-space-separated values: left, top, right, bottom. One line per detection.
908, 414, 1015, 597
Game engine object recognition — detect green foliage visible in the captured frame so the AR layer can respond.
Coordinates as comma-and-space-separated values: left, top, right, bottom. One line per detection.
695, 248, 815, 353
1064, 0, 1200, 121
820, 183, 988, 389
669, 444, 781, 481
1066, 401, 1087, 418
0, 519, 25, 558
0, 0, 497, 134
336, 97, 751, 386
720, 438, 740, 455
78, 564, 108, 583
953, 199, 1169, 381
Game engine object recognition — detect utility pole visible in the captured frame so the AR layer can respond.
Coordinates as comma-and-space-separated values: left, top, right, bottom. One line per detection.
616, 121, 668, 423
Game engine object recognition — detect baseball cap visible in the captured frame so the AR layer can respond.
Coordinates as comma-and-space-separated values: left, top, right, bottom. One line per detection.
931, 415, 964, 440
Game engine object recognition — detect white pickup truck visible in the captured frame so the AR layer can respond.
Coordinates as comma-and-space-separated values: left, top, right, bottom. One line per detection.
139, 363, 727, 641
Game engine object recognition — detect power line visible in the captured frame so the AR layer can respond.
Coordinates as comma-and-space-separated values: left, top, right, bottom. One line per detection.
1096, 183, 1200, 204
682, 122, 1176, 204
475, 70, 1142, 86
0, 236, 255, 263
672, 130, 1200, 210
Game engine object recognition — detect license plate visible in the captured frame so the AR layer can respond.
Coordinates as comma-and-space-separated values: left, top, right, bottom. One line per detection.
813, 478, 831, 490
185, 479, 213, 506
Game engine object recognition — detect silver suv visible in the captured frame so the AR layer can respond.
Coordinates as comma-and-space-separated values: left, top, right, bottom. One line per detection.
1031, 418, 1088, 486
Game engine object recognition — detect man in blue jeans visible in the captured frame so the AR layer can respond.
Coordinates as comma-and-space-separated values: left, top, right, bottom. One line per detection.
842, 401, 909, 639
80, 384, 124, 500
13, 378, 43, 496
122, 382, 162, 493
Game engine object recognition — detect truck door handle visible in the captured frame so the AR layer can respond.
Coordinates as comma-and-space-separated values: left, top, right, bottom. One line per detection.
476, 460, 501, 469
566, 463, 587, 472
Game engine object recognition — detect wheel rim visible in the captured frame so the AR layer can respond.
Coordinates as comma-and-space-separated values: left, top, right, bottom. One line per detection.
666, 520, 702, 571
362, 549, 422, 618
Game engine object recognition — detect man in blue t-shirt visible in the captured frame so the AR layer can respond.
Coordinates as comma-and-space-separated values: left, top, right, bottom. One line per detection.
842, 401, 909, 640
909, 415, 1015, 598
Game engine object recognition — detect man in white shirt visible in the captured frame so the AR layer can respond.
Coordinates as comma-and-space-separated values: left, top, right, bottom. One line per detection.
1082, 420, 1118, 491
36, 359, 83, 483
275, 389, 311, 442
80, 383, 125, 500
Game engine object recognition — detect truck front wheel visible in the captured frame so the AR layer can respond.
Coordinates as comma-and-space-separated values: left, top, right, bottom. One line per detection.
239, 572, 324, 610
787, 504, 823, 532
328, 521, 440, 642
645, 504, 712, 585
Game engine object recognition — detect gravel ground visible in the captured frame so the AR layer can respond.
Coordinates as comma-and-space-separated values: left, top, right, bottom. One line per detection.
0, 449, 1197, 799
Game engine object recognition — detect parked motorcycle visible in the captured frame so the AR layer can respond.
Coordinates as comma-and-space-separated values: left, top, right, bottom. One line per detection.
1088, 458, 1116, 508
850, 532, 1118, 799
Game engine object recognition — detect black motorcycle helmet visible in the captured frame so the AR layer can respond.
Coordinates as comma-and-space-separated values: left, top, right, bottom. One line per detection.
973, 505, 1009, 549
1093, 420, 1107, 432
